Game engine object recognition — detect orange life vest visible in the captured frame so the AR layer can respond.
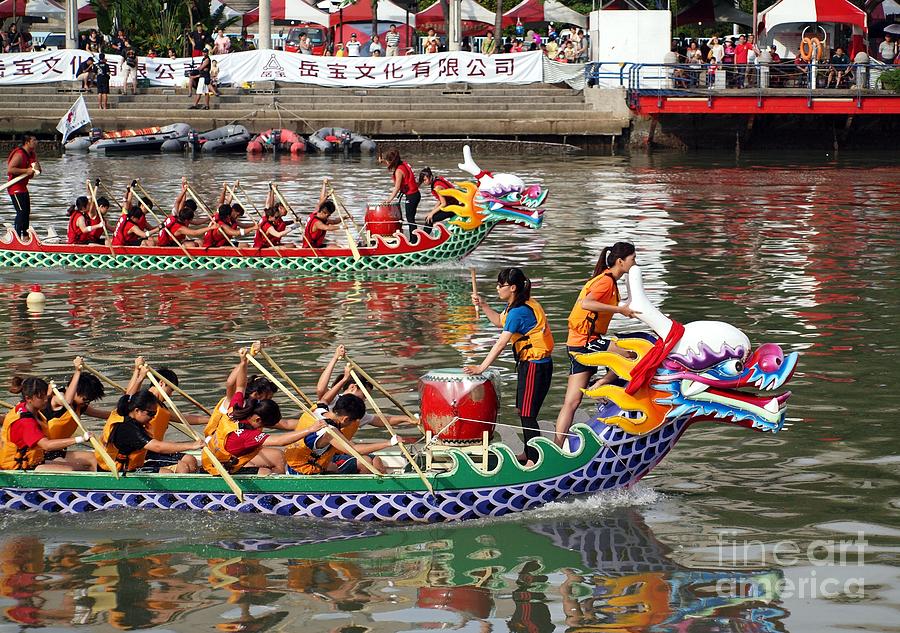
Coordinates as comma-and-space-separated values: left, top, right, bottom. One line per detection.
45, 402, 86, 440
566, 272, 620, 345
96, 405, 169, 472
204, 397, 229, 437
0, 404, 49, 470
500, 298, 554, 363
283, 412, 360, 475
201, 415, 261, 475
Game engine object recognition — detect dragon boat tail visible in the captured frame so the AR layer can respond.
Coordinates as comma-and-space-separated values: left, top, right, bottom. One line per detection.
0, 266, 797, 522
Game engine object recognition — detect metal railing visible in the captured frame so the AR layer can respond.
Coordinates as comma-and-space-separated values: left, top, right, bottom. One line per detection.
586, 61, 897, 108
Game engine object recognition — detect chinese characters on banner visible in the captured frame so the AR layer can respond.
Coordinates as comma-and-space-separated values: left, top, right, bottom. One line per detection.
0, 50, 545, 88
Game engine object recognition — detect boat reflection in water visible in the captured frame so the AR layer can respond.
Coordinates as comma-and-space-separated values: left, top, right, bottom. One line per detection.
0, 508, 786, 631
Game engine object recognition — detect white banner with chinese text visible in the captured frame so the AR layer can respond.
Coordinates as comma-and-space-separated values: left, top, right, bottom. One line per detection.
0, 50, 545, 88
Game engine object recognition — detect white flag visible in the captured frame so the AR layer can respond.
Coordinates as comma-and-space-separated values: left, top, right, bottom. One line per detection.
56, 95, 91, 145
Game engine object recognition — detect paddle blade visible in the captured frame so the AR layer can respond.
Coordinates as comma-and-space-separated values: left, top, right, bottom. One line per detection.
347, 229, 361, 261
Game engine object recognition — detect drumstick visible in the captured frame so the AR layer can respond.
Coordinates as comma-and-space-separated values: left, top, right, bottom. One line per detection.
470, 268, 479, 319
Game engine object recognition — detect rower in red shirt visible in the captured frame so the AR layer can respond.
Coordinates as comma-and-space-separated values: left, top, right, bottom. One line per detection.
0, 377, 93, 472
302, 179, 341, 249
66, 194, 106, 245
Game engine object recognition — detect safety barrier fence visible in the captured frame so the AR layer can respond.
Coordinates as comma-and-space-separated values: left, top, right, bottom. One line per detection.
586, 61, 898, 107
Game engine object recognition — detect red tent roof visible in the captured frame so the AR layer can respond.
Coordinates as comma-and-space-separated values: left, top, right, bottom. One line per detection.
502, 0, 545, 26
759, 0, 867, 33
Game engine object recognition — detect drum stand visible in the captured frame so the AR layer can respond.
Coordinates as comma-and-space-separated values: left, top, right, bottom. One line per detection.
424, 430, 493, 474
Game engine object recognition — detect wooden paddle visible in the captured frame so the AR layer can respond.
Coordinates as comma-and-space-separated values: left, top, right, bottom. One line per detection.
244, 350, 381, 476
350, 370, 433, 494
185, 184, 246, 256
144, 368, 243, 501
344, 355, 423, 433
86, 180, 116, 257
327, 185, 364, 235
470, 269, 479, 319
144, 366, 211, 415
95, 180, 129, 214
326, 184, 362, 261
0, 399, 14, 410
81, 361, 126, 393
131, 188, 194, 259
270, 183, 320, 256
48, 381, 120, 477
257, 349, 316, 408
225, 183, 283, 256
0, 172, 31, 194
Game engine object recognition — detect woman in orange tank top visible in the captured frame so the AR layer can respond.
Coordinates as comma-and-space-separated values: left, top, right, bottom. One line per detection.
554, 242, 639, 448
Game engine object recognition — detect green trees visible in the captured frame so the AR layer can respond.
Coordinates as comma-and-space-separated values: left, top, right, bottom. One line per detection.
88, 0, 238, 54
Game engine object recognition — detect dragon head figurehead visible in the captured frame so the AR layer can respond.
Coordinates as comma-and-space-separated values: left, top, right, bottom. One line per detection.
576, 266, 798, 438
436, 145, 547, 231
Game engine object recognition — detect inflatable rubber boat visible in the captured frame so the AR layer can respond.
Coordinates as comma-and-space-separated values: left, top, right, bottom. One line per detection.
190, 124, 252, 153
246, 128, 306, 155
65, 124, 194, 154
307, 127, 376, 154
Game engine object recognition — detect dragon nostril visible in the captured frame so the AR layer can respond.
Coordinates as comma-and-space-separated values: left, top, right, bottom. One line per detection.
775, 358, 782, 367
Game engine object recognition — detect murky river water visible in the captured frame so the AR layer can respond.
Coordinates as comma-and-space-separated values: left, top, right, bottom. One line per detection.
0, 149, 897, 632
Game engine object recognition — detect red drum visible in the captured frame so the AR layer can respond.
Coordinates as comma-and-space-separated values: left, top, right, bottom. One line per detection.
418, 368, 500, 445
365, 203, 402, 237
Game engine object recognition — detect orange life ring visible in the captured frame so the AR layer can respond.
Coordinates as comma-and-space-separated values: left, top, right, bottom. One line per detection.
799, 36, 824, 62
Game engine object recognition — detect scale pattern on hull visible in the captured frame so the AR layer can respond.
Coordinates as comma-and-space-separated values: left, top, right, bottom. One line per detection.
0, 224, 492, 273
0, 421, 688, 522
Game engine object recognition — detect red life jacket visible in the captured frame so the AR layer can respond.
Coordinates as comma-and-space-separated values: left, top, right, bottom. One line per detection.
67, 210, 102, 244
6, 147, 35, 195
111, 216, 141, 246
203, 218, 233, 248
253, 216, 284, 249
397, 162, 419, 196
157, 215, 185, 247
431, 176, 453, 201
303, 212, 326, 249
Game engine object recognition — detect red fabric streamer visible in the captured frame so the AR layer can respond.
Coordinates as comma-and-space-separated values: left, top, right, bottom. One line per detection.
625, 321, 685, 395
475, 170, 494, 180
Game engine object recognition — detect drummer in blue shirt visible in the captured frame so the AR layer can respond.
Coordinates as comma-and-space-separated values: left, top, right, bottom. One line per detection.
466, 267, 554, 466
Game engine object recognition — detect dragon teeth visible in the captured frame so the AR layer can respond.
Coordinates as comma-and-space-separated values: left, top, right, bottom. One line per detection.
764, 398, 780, 414
681, 379, 709, 397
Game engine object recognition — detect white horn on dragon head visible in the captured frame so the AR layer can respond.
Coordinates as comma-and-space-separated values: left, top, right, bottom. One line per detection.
625, 265, 673, 339
458, 145, 481, 178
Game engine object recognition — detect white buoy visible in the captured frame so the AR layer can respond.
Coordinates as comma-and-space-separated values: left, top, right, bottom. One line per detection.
26, 284, 45, 314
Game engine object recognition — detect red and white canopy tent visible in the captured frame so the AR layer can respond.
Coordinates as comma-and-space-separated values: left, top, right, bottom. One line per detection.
0, 0, 62, 19
243, 0, 330, 27
758, 0, 867, 32
758, 0, 868, 57
502, 0, 587, 29
675, 0, 752, 28
328, 0, 416, 27
415, 0, 495, 35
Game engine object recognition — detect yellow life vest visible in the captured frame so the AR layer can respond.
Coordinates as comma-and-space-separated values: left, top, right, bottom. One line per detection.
203, 397, 229, 437
284, 412, 360, 475
0, 405, 49, 470
566, 271, 619, 344
202, 416, 261, 475
95, 414, 143, 473
97, 400, 171, 472
500, 298, 554, 363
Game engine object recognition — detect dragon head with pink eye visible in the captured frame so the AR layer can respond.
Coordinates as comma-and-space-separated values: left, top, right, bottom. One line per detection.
576, 266, 799, 436
435, 145, 548, 230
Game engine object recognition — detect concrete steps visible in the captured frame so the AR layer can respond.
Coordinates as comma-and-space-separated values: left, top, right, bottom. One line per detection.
0, 82, 630, 138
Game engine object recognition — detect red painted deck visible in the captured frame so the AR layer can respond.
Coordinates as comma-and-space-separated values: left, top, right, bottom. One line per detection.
633, 91, 900, 115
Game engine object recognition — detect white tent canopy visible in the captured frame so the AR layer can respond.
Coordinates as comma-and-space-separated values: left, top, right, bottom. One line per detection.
544, 0, 588, 28
417, 0, 496, 24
